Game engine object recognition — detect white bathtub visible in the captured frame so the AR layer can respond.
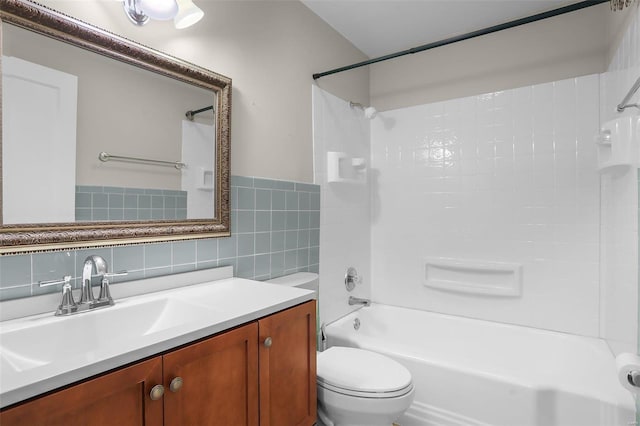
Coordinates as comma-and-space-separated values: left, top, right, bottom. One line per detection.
324, 304, 635, 426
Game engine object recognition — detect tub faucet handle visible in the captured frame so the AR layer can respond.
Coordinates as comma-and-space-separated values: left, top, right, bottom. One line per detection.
345, 267, 361, 291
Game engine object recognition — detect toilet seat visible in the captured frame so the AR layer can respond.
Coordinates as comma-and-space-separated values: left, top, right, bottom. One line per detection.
317, 347, 413, 399
318, 380, 413, 399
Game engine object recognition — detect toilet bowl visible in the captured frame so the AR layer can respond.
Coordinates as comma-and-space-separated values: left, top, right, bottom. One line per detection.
317, 346, 414, 426
266, 273, 415, 426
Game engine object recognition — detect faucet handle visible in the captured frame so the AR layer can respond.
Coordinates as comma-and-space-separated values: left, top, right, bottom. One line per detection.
97, 271, 126, 305
38, 276, 77, 316
103, 270, 128, 279
345, 267, 362, 291
57, 279, 78, 315
97, 277, 115, 305
38, 275, 72, 288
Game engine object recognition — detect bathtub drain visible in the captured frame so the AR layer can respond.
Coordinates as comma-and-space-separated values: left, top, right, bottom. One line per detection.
353, 318, 360, 330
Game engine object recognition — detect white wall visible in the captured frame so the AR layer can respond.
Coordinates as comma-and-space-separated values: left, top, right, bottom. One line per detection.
599, 1, 640, 355
370, 75, 601, 336
45, 0, 370, 184
370, 3, 610, 112
312, 86, 371, 326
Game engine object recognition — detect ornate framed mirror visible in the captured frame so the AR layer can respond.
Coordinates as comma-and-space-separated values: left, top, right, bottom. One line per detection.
0, 0, 231, 254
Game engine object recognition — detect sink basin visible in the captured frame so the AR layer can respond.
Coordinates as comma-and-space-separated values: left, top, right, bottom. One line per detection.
0, 272, 314, 409
0, 297, 215, 374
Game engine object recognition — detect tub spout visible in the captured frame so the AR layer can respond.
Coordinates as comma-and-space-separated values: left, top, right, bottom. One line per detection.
348, 296, 371, 307
320, 322, 328, 351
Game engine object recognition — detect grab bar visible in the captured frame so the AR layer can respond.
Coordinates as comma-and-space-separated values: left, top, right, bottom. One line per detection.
98, 152, 186, 170
617, 76, 640, 112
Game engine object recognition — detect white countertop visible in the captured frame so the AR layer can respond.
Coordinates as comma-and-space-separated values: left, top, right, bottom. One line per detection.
0, 270, 314, 408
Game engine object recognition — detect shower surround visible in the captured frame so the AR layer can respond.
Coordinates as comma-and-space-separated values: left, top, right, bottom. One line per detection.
313, 74, 637, 424
312, 87, 371, 325
370, 75, 603, 338
312, 6, 640, 424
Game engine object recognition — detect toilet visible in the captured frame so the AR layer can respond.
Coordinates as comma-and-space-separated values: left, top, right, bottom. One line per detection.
266, 273, 415, 426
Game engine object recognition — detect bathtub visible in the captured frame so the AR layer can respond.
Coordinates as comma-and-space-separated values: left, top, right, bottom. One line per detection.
324, 304, 635, 426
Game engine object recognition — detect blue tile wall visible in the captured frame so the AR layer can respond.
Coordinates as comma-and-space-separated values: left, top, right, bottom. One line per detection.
75, 185, 188, 221
0, 176, 320, 301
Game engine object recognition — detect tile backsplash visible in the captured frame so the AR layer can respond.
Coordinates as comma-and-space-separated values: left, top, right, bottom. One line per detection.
0, 176, 320, 301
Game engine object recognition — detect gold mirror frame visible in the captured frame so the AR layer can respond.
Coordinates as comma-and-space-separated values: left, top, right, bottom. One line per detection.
0, 0, 231, 254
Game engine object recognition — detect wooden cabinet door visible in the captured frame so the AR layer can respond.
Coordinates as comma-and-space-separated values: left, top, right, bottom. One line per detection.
163, 322, 259, 426
259, 300, 317, 426
0, 357, 163, 426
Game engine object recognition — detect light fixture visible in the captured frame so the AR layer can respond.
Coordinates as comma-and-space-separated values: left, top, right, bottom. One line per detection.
123, 0, 150, 26
123, 0, 203, 28
174, 0, 204, 29
138, 0, 178, 20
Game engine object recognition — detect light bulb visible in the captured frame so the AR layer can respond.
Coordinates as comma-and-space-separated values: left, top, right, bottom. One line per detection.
174, 0, 204, 29
138, 0, 179, 20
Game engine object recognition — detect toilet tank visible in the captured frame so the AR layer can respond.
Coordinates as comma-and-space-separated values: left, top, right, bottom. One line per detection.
266, 272, 318, 297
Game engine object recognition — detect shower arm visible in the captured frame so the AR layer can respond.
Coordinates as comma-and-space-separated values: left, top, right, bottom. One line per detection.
349, 101, 377, 119
617, 76, 640, 112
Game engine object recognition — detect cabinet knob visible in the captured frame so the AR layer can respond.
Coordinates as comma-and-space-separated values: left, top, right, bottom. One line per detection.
149, 384, 165, 400
169, 376, 183, 392
264, 337, 273, 348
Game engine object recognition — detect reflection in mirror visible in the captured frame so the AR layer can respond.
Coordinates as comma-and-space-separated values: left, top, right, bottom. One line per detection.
3, 23, 216, 225
0, 0, 231, 253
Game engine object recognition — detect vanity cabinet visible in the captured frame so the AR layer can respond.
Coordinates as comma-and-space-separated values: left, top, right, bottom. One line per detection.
163, 321, 259, 426
0, 300, 316, 426
259, 300, 317, 426
0, 357, 164, 426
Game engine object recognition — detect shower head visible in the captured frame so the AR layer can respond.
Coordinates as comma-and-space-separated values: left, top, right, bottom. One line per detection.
349, 101, 377, 119
364, 106, 377, 119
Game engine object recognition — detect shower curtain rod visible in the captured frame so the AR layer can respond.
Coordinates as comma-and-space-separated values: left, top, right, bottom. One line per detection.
185, 105, 214, 121
312, 0, 608, 80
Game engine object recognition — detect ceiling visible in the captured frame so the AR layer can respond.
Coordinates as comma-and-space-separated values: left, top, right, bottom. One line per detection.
301, 0, 588, 58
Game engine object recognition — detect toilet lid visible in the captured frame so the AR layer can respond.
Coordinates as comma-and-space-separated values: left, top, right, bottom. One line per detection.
317, 347, 412, 395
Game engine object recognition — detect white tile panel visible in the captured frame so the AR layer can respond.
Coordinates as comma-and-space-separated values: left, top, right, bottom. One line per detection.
599, 2, 639, 355
312, 86, 371, 326
371, 75, 601, 337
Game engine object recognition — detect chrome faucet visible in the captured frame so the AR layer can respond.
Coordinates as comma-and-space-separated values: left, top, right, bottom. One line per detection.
39, 255, 126, 316
348, 296, 371, 307
81, 255, 126, 309
80, 255, 107, 305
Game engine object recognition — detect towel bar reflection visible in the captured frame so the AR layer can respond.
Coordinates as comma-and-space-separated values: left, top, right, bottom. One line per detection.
98, 151, 186, 170
617, 76, 640, 112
